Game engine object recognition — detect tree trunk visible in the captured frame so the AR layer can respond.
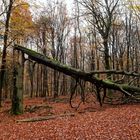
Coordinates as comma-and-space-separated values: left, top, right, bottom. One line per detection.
11, 51, 24, 115
28, 61, 34, 98
0, 0, 14, 107
103, 40, 110, 70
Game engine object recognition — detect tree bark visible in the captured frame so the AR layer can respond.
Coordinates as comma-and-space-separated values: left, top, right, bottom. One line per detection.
11, 51, 24, 115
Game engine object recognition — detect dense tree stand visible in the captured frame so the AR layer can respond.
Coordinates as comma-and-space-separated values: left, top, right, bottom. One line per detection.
13, 44, 140, 110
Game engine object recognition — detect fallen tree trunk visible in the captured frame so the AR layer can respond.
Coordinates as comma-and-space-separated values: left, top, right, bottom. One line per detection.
16, 113, 75, 122
14, 45, 140, 102
89, 70, 140, 77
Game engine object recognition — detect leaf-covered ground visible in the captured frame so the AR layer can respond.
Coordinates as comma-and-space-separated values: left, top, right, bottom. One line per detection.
0, 97, 140, 140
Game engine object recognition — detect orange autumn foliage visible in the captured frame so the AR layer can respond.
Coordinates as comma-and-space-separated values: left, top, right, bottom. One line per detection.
10, 0, 34, 42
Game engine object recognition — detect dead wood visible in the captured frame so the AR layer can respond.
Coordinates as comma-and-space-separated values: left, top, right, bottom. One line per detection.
16, 113, 75, 122
14, 45, 140, 105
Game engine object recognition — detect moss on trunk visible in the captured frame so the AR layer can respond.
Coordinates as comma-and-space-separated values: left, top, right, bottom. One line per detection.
14, 45, 140, 103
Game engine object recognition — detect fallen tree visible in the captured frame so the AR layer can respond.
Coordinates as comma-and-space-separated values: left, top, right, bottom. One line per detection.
14, 44, 140, 106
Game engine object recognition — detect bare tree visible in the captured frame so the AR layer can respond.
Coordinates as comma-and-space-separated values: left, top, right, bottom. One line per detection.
79, 0, 119, 71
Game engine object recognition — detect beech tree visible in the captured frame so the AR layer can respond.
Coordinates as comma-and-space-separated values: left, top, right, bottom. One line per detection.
10, 0, 33, 114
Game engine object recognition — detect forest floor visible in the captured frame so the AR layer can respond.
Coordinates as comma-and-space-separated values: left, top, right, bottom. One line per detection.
0, 96, 140, 140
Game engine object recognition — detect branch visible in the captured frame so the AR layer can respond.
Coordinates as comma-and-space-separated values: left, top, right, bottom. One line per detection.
89, 70, 140, 77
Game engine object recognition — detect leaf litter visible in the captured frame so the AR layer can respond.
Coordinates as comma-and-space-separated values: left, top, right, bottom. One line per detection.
0, 97, 140, 140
